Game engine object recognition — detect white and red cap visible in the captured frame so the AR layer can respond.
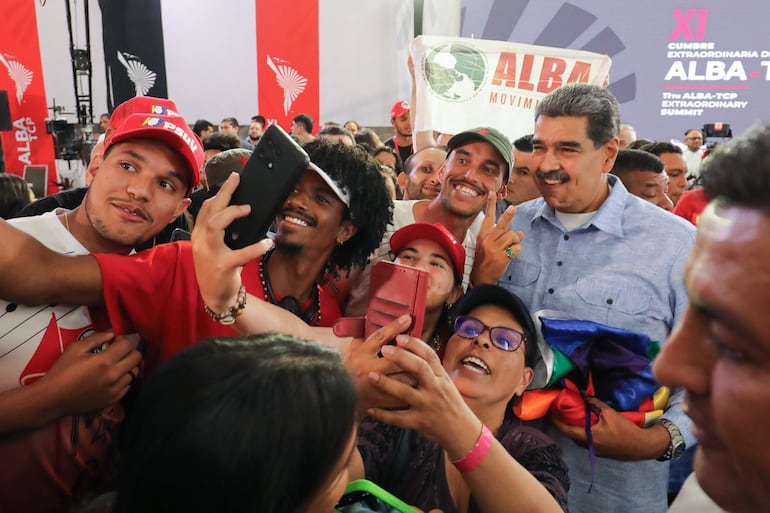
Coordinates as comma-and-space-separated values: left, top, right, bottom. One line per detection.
390, 100, 410, 120
108, 96, 180, 129
104, 113, 204, 193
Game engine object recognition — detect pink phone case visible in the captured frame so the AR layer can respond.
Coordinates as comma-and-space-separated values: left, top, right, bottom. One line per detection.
332, 261, 429, 339
365, 260, 429, 338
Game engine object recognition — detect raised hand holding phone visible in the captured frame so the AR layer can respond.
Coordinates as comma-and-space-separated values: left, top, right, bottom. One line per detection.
224, 124, 309, 250
192, 172, 274, 316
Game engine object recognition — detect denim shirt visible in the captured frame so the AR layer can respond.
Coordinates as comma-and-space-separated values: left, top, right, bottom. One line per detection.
499, 175, 696, 513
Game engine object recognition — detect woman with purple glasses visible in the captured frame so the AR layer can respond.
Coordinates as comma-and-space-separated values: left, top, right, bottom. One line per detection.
351, 285, 569, 513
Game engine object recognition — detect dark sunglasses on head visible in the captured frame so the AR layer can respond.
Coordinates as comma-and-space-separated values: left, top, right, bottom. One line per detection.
453, 315, 526, 352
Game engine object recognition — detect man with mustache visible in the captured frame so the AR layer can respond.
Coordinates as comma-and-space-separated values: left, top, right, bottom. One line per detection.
496, 84, 696, 513
654, 123, 770, 513
343, 127, 522, 317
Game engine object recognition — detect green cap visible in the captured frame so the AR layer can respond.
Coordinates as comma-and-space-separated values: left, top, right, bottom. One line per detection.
446, 127, 513, 181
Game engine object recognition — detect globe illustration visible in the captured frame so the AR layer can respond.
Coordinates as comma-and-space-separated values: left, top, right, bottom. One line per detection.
423, 43, 487, 102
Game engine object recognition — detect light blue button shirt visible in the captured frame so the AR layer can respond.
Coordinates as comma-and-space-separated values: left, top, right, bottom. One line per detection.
499, 175, 696, 513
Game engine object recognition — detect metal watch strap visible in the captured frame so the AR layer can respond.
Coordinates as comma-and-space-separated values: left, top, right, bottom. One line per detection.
204, 285, 247, 325
655, 417, 685, 461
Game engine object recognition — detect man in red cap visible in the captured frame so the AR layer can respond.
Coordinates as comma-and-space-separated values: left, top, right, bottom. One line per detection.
384, 100, 414, 162
0, 104, 202, 513
342, 126, 522, 317
17, 96, 191, 251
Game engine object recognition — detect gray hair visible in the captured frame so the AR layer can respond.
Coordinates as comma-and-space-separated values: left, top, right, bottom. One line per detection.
535, 83, 620, 147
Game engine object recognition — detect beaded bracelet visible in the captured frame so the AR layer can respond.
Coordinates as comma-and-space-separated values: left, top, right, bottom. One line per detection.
452, 424, 493, 473
203, 284, 247, 325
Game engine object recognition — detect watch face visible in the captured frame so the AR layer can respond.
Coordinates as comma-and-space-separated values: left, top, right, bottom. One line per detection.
671, 444, 685, 460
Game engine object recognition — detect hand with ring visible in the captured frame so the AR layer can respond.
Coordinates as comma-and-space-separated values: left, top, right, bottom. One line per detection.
470, 192, 524, 285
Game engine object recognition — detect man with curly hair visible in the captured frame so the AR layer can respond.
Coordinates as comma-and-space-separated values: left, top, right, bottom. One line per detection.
0, 140, 392, 375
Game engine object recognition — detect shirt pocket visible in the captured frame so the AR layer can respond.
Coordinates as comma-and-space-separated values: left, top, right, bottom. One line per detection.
504, 260, 541, 287
575, 275, 652, 320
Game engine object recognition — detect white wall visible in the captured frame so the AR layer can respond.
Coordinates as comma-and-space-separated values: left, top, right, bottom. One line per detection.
34, 0, 459, 128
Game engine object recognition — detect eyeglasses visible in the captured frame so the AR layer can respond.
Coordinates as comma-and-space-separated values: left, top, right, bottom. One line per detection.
453, 315, 526, 352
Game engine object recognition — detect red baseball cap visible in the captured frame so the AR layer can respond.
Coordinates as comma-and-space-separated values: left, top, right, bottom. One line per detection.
390, 100, 410, 120
390, 222, 466, 281
104, 113, 204, 193
109, 96, 180, 129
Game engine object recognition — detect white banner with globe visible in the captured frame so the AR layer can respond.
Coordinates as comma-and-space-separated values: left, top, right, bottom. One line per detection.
410, 35, 612, 142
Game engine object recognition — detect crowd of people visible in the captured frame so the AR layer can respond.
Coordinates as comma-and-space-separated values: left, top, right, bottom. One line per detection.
0, 74, 767, 513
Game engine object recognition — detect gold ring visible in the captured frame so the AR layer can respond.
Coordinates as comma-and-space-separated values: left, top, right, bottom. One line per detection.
504, 247, 514, 259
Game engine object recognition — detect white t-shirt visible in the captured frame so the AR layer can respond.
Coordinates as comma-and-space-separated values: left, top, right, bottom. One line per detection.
667, 473, 726, 513
683, 149, 704, 180
0, 210, 91, 391
344, 200, 483, 317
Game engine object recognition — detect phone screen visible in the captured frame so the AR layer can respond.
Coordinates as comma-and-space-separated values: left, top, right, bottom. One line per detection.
336, 491, 404, 513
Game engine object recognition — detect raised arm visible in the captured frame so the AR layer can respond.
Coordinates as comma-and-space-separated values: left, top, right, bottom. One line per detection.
366, 335, 563, 513
470, 194, 524, 286
408, 53, 437, 153
0, 219, 104, 306
191, 173, 391, 348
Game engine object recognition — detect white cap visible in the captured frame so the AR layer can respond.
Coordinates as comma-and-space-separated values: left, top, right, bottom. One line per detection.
308, 162, 350, 207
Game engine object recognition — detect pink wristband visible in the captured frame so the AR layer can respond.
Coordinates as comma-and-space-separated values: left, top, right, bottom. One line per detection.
452, 424, 493, 473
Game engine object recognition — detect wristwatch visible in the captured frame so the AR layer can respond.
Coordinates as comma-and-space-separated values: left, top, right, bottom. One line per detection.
655, 418, 685, 461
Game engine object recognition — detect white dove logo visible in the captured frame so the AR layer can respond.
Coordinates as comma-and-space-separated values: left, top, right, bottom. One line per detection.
117, 51, 157, 96
266, 55, 307, 115
0, 52, 33, 104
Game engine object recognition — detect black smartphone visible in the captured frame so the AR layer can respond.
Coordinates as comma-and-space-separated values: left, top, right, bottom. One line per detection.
335, 480, 417, 513
224, 124, 310, 250
169, 228, 191, 241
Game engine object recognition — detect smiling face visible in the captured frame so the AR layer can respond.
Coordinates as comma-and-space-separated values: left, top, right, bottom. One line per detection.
443, 304, 533, 409
531, 115, 619, 213
401, 147, 445, 200
438, 141, 507, 219
273, 169, 355, 256
653, 203, 770, 513
84, 139, 191, 251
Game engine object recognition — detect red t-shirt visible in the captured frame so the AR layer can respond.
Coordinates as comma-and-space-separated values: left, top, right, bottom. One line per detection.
672, 188, 709, 225
93, 242, 340, 374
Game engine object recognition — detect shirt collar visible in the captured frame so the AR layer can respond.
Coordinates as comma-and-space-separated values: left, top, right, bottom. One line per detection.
532, 174, 628, 238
